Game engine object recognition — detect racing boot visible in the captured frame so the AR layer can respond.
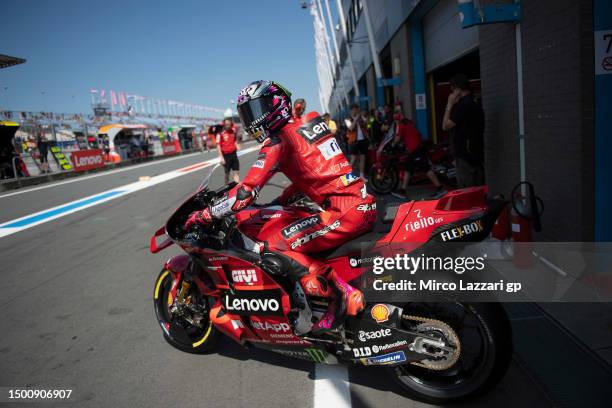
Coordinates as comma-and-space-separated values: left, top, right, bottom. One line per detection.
328, 269, 365, 317
306, 269, 365, 334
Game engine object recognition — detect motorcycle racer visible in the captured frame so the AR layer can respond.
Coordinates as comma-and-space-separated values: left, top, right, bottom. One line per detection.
185, 80, 377, 333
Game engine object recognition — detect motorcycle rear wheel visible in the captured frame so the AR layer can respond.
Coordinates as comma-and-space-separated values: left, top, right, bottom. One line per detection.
388, 302, 512, 403
368, 167, 398, 194
153, 269, 219, 353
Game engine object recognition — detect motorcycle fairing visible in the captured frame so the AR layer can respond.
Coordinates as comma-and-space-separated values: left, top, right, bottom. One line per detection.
252, 343, 337, 364
151, 182, 499, 355
324, 187, 491, 285
236, 205, 324, 247
342, 304, 453, 367
247, 316, 312, 346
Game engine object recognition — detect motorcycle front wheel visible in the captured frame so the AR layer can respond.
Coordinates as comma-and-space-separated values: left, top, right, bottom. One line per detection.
388, 302, 512, 403
153, 269, 219, 353
368, 166, 398, 194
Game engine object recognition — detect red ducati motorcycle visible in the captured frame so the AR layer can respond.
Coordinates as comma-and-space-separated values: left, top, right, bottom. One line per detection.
150, 165, 512, 403
368, 132, 456, 194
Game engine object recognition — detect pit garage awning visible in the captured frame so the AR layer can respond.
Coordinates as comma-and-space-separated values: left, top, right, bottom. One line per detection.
98, 123, 147, 134
0, 54, 26, 69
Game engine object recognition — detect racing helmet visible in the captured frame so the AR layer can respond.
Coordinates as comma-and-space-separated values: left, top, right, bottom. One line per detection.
237, 80, 292, 143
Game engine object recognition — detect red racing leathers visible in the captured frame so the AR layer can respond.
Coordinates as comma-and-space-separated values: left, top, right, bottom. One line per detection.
187, 113, 376, 327
202, 113, 376, 251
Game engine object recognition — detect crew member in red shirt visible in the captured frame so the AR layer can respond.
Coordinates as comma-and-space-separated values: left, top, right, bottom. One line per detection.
392, 113, 443, 196
216, 118, 240, 184
292, 98, 306, 125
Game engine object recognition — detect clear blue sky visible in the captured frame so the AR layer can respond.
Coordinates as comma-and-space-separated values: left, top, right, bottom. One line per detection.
0, 0, 322, 115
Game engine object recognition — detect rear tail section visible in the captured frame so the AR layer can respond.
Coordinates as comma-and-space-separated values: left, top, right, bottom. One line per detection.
384, 186, 504, 245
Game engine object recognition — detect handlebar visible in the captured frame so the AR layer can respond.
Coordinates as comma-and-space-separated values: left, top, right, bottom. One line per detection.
182, 181, 241, 246
185, 214, 236, 248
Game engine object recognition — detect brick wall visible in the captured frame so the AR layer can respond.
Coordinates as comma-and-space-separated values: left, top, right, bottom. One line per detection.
479, 0, 594, 241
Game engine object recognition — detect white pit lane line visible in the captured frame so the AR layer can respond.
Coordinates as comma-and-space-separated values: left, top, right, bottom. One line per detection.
0, 151, 207, 199
314, 365, 351, 408
0, 146, 259, 239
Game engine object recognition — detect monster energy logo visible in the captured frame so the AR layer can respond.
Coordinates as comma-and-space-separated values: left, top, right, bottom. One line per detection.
271, 347, 329, 363
305, 348, 328, 363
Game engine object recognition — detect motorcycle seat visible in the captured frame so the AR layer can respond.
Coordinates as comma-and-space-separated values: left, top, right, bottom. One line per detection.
316, 199, 395, 260
317, 229, 387, 260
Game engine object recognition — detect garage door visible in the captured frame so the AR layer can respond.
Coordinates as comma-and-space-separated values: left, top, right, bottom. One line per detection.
423, 0, 479, 72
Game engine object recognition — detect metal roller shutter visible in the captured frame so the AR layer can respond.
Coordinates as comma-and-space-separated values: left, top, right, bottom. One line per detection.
423, 0, 479, 72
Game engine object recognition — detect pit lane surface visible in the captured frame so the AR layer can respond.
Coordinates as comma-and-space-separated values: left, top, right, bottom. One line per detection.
0, 149, 552, 407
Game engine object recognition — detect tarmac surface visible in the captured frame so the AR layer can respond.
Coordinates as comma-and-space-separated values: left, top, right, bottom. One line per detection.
0, 148, 553, 407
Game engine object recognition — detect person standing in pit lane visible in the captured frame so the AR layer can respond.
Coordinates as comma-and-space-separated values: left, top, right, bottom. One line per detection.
346, 104, 369, 181
216, 118, 241, 185
322, 112, 337, 135
292, 98, 306, 125
442, 73, 485, 187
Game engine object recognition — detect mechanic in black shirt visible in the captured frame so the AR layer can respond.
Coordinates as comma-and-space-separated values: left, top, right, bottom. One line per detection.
442, 74, 485, 187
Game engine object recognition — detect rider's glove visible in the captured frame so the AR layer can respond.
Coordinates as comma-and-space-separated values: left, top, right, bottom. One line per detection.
184, 208, 213, 230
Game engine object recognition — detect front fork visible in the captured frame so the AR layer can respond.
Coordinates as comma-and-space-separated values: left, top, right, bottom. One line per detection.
162, 255, 189, 307
163, 254, 219, 307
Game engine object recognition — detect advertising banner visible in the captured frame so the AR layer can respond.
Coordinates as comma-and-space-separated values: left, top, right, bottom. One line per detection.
71, 149, 105, 172
50, 145, 73, 171
162, 140, 180, 155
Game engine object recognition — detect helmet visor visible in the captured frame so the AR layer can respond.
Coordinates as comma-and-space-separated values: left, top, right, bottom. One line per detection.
237, 96, 277, 129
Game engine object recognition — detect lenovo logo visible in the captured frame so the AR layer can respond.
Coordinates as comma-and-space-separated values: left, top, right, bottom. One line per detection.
297, 116, 331, 144
281, 215, 321, 239
75, 155, 102, 166
71, 149, 105, 172
222, 290, 284, 316
224, 296, 280, 314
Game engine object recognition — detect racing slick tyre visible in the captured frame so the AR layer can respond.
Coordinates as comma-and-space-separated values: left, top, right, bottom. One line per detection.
388, 302, 512, 403
368, 166, 398, 194
153, 269, 219, 354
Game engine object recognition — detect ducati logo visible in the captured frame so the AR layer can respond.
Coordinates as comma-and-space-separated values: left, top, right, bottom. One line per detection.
209, 256, 228, 261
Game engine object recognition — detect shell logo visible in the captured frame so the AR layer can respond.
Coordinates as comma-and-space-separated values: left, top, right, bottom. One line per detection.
371, 304, 390, 323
